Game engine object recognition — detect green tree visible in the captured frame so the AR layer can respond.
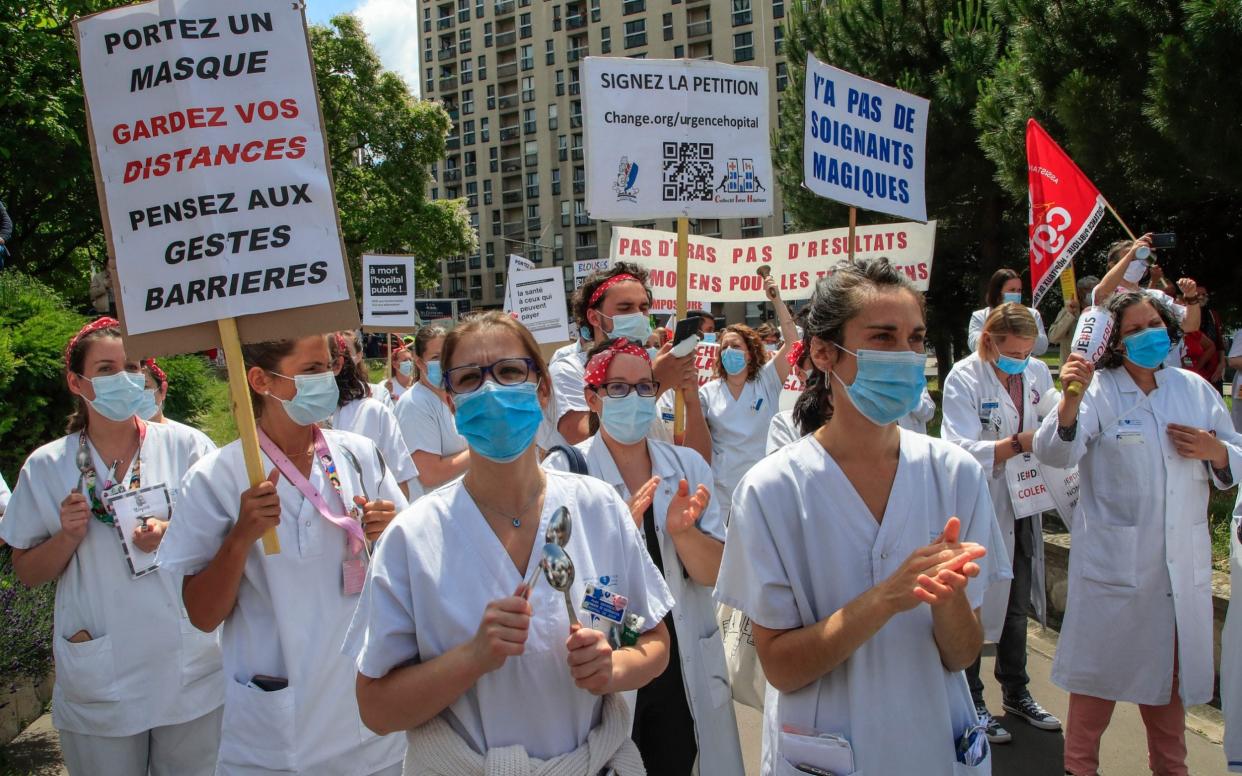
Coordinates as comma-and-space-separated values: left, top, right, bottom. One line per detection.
775, 0, 1018, 376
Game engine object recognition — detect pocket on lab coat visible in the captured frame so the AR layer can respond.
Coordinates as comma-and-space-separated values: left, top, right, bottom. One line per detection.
1079, 523, 1137, 588
54, 633, 121, 704
178, 619, 221, 687
697, 632, 732, 708
219, 678, 297, 770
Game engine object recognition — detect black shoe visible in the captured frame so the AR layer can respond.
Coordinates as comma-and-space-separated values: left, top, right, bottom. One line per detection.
975, 701, 1012, 744
1003, 691, 1062, 731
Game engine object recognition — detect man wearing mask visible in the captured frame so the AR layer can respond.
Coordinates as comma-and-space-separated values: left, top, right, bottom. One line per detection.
553, 263, 709, 460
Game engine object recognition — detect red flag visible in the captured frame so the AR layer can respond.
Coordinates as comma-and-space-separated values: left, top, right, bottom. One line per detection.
1026, 119, 1107, 306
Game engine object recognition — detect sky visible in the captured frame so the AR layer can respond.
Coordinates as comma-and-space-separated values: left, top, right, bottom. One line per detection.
306, 0, 422, 94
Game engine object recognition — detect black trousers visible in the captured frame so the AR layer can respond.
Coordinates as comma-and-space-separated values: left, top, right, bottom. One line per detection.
632, 616, 697, 775
967, 515, 1034, 704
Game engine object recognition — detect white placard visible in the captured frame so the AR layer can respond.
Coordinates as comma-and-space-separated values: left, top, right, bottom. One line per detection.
503, 253, 536, 311
1005, 453, 1056, 518
803, 54, 930, 222
105, 484, 171, 578
362, 255, 416, 328
511, 267, 569, 345
584, 57, 773, 220
609, 221, 936, 313
693, 342, 719, 388
573, 258, 612, 287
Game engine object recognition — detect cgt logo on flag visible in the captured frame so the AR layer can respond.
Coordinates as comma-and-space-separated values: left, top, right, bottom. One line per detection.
1026, 119, 1107, 306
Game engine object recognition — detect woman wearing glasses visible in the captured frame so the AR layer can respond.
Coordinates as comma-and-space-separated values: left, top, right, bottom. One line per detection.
543, 337, 744, 775
346, 312, 673, 773
159, 334, 409, 775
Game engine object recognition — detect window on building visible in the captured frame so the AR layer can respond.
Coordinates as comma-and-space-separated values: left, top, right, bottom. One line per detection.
477, 54, 486, 79
460, 28, 472, 53
774, 25, 783, 54
624, 19, 646, 49
741, 217, 762, 237
476, 0, 485, 17
424, 41, 432, 63
590, 0, 601, 22
561, 200, 570, 227
463, 119, 475, 145
733, 31, 753, 62
460, 59, 473, 84
545, 38, 555, 65
547, 103, 558, 130
521, 76, 535, 102
674, 44, 684, 58
623, 0, 644, 15
601, 26, 611, 54
520, 12, 532, 38
489, 146, 498, 173
773, 0, 784, 19
462, 88, 475, 114
574, 199, 588, 226
553, 4, 561, 31
480, 116, 490, 142
732, 0, 752, 26
486, 242, 496, 266
570, 99, 582, 128
520, 44, 533, 70
486, 83, 496, 109
558, 134, 568, 161
551, 168, 561, 195
483, 178, 493, 204
663, 13, 673, 40
484, 21, 493, 46
555, 69, 565, 96
525, 171, 539, 198
469, 211, 479, 229
491, 209, 501, 235
775, 61, 788, 91
466, 181, 478, 208
522, 107, 536, 134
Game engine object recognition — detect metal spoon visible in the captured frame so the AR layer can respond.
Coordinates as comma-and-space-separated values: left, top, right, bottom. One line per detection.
75, 442, 93, 496
540, 543, 581, 628
545, 506, 572, 548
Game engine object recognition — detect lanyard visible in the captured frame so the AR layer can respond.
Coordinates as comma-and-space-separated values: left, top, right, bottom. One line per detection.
79, 419, 145, 525
258, 427, 366, 556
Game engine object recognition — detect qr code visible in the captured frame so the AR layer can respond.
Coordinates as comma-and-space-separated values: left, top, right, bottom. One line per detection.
662, 141, 715, 202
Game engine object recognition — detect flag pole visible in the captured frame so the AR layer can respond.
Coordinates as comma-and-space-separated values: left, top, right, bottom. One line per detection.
1103, 200, 1137, 241
674, 216, 689, 437
847, 207, 857, 262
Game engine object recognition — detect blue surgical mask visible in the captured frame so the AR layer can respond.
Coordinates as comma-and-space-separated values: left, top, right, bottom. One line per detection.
1002, 292, 1023, 305
398, 360, 414, 377
994, 353, 1030, 375
831, 345, 927, 426
1123, 327, 1171, 370
765, 343, 779, 352
269, 370, 340, 426
702, 333, 717, 345
722, 347, 747, 376
83, 371, 147, 422
602, 311, 652, 343
137, 389, 161, 421
424, 360, 443, 387
646, 347, 660, 362
601, 393, 657, 445
579, 325, 593, 342
454, 381, 543, 463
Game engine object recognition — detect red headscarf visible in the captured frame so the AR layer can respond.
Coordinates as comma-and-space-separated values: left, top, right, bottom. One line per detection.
142, 358, 168, 390
64, 317, 120, 370
588, 273, 641, 307
584, 338, 650, 387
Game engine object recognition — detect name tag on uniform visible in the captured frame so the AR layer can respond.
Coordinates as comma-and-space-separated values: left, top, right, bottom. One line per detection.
1116, 431, 1145, 446
342, 557, 368, 595
581, 583, 629, 624
1119, 417, 1145, 429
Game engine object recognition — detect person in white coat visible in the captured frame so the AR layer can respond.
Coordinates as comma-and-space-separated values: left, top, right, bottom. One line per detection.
549, 336, 744, 775
393, 325, 471, 499
2, 318, 223, 775
159, 333, 409, 776
326, 332, 418, 498
1033, 290, 1242, 776
715, 259, 1010, 776
966, 268, 1049, 356
344, 312, 673, 774
942, 304, 1061, 744
1223, 492, 1242, 773
897, 386, 937, 434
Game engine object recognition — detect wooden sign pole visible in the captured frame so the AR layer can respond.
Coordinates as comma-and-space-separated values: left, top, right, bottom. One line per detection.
847, 207, 858, 263
217, 318, 280, 555
674, 217, 690, 436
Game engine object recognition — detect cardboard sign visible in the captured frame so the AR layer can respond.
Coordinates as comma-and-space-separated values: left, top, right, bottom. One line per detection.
1044, 463, 1081, 527
415, 297, 471, 325
693, 342, 720, 388
573, 258, 611, 287
583, 57, 773, 220
609, 221, 936, 312
74, 0, 357, 357
362, 254, 417, 330
503, 254, 536, 311
1005, 453, 1056, 518
803, 54, 930, 222
511, 267, 569, 345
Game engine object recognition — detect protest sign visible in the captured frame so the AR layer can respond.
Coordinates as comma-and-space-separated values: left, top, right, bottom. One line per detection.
573, 258, 611, 288
803, 55, 929, 222
361, 254, 417, 330
503, 253, 536, 311
583, 57, 773, 220
609, 221, 936, 312
415, 298, 471, 325
693, 342, 720, 388
75, 0, 357, 357
1005, 454, 1057, 518
511, 268, 569, 345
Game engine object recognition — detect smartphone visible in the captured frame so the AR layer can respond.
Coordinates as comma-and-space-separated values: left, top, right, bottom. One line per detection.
1150, 232, 1176, 249
670, 317, 702, 358
249, 675, 289, 692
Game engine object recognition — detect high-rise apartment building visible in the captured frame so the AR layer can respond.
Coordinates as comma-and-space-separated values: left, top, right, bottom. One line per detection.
419, 0, 790, 309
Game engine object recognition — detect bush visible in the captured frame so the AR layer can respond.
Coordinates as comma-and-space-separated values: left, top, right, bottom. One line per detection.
0, 271, 87, 484
0, 549, 55, 683
158, 353, 217, 427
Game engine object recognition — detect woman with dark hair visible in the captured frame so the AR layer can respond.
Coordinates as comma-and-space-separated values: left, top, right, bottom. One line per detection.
966, 268, 1049, 355
159, 333, 409, 775
325, 332, 418, 498
345, 312, 673, 773
715, 259, 1007, 775
1034, 291, 1242, 776
393, 325, 471, 498
699, 272, 796, 521
2, 318, 223, 774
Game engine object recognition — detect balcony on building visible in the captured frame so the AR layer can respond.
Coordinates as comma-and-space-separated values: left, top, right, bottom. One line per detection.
526, 216, 541, 231
439, 75, 458, 91
445, 135, 460, 150
567, 46, 588, 62
497, 60, 518, 81
574, 214, 591, 227
494, 0, 515, 15
437, 15, 453, 30
502, 220, 524, 236
685, 0, 709, 6
499, 125, 521, 143
498, 91, 519, 110
500, 149, 522, 173
566, 14, 586, 30
687, 19, 712, 38
689, 40, 713, 60
447, 259, 466, 274
442, 168, 461, 183
438, 44, 456, 61
501, 189, 524, 205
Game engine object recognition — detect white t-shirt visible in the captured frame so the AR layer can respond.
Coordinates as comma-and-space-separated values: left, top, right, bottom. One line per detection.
344, 471, 673, 760
765, 409, 801, 455
158, 430, 408, 775
369, 382, 393, 409
714, 432, 1009, 775
699, 359, 783, 517
0, 422, 222, 737
329, 397, 419, 487
393, 382, 469, 498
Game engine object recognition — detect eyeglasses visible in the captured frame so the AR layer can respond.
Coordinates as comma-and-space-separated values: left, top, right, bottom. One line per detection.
444, 357, 539, 394
589, 380, 660, 399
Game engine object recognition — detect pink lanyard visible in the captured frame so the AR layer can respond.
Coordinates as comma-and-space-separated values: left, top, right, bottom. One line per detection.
258, 427, 366, 556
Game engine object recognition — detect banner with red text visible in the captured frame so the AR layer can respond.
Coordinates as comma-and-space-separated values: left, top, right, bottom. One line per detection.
609, 221, 936, 313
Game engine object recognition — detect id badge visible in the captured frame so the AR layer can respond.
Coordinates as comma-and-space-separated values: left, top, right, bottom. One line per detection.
1117, 431, 1145, 446
342, 557, 368, 596
105, 484, 171, 579
581, 583, 629, 624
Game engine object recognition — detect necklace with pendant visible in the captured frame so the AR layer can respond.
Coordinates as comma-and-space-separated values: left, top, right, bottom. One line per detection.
467, 475, 544, 528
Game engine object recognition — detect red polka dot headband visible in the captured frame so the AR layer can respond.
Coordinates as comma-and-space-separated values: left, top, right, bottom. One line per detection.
143, 358, 167, 390
584, 338, 650, 387
588, 273, 641, 308
787, 341, 806, 367
64, 317, 120, 370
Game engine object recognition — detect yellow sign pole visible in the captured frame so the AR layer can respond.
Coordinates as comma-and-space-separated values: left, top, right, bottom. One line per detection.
217, 318, 280, 555
674, 217, 689, 437
847, 207, 858, 263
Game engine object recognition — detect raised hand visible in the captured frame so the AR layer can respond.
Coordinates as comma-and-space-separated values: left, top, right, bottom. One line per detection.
627, 476, 660, 529
666, 479, 710, 536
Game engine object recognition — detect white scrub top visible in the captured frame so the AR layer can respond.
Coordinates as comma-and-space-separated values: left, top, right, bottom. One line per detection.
967, 306, 1049, 356
896, 387, 937, 434
0, 422, 223, 738
328, 397, 419, 488
765, 409, 801, 455
1223, 501, 1242, 772
369, 382, 394, 409
344, 470, 673, 761
1033, 366, 1242, 707
164, 417, 217, 451
393, 382, 468, 499
0, 470, 10, 515
715, 432, 1010, 776
699, 359, 782, 521
551, 348, 673, 443
158, 429, 409, 776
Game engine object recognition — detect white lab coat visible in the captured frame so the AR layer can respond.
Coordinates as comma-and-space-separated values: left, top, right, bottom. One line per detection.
715, 432, 1010, 776
343, 471, 674, 762
563, 436, 744, 776
699, 359, 783, 523
765, 409, 801, 455
393, 382, 468, 499
1223, 498, 1242, 772
941, 353, 1055, 640
967, 307, 1049, 356
1033, 366, 1242, 705
0, 422, 223, 738
551, 349, 673, 444
158, 429, 409, 775
328, 397, 419, 488
897, 387, 937, 434
369, 382, 393, 409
